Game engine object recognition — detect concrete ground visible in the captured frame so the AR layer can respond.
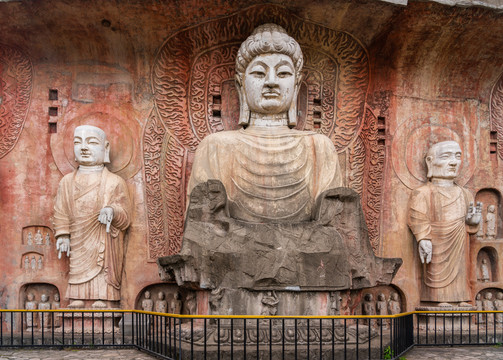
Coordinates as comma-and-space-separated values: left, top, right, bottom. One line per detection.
403, 345, 503, 359
0, 346, 503, 359
0, 348, 157, 360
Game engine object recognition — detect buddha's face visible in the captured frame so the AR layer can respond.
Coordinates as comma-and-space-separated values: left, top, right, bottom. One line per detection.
74, 125, 109, 166
243, 54, 296, 115
426, 141, 462, 180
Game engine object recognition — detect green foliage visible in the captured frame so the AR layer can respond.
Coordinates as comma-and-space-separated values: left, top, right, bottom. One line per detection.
383, 346, 393, 359
383, 346, 407, 360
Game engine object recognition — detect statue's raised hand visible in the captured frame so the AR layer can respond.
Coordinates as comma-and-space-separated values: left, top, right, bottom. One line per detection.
418, 239, 432, 264
56, 235, 70, 259
98, 206, 114, 233
466, 201, 482, 225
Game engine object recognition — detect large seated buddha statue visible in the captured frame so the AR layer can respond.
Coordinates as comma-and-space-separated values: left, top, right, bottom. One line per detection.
158, 24, 401, 312
188, 24, 342, 222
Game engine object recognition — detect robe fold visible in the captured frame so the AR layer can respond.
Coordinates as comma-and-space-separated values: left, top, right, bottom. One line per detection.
188, 127, 343, 222
408, 182, 476, 302
54, 167, 131, 301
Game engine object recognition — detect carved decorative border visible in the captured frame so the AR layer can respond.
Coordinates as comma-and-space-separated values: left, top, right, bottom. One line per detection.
0, 44, 33, 158
359, 108, 385, 253
145, 4, 371, 258
490, 73, 503, 160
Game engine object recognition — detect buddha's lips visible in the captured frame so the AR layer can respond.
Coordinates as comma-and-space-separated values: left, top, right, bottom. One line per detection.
262, 91, 280, 97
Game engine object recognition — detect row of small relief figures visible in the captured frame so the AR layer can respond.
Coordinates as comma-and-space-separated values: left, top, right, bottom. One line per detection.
24, 293, 61, 329
475, 291, 503, 324
475, 204, 498, 240
141, 290, 197, 315
23, 255, 43, 271
361, 292, 401, 317
26, 230, 50, 246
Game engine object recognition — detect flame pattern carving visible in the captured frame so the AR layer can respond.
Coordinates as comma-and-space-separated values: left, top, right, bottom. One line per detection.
0, 44, 32, 158
144, 5, 382, 259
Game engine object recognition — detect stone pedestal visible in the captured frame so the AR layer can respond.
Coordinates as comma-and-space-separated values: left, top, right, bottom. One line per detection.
56, 310, 121, 334
158, 182, 402, 316
416, 305, 476, 331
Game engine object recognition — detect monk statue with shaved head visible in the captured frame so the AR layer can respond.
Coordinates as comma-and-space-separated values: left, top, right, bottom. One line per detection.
408, 141, 481, 306
54, 125, 131, 309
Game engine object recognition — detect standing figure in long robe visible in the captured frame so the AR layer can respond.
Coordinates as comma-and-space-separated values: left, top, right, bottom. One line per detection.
54, 125, 131, 308
408, 141, 480, 305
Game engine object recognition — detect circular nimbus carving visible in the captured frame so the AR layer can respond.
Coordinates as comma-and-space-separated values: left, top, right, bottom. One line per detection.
392, 117, 477, 190
50, 111, 141, 179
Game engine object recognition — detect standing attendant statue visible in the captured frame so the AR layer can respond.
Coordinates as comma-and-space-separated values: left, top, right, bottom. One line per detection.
388, 292, 401, 315
54, 125, 131, 309
170, 291, 182, 314
25, 293, 37, 329
480, 259, 490, 282
483, 292, 495, 323
475, 293, 483, 323
52, 294, 61, 327
408, 141, 481, 306
142, 291, 154, 312
377, 293, 387, 316
155, 292, 168, 313
486, 205, 497, 240
185, 293, 197, 315
362, 293, 376, 326
494, 292, 503, 324
38, 294, 51, 329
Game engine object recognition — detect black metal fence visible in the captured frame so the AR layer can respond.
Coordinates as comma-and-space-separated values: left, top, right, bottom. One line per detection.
1, 310, 501, 359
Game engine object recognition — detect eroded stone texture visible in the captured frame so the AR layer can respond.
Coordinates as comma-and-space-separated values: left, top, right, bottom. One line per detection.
408, 141, 481, 305
1, 0, 503, 319
160, 181, 400, 294
54, 125, 131, 309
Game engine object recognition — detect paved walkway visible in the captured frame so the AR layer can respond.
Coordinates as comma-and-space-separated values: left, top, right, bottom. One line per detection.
403, 345, 503, 359
0, 349, 157, 360
1, 346, 503, 359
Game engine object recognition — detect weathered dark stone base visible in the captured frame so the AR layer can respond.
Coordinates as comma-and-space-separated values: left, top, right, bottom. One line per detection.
158, 181, 401, 315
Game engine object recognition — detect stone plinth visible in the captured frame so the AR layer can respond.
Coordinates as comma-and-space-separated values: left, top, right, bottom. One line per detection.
56, 311, 121, 334
158, 181, 402, 315
416, 306, 476, 331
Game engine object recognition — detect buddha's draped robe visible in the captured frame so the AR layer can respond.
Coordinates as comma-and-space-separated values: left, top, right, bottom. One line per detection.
54, 167, 131, 301
408, 183, 476, 302
188, 127, 343, 222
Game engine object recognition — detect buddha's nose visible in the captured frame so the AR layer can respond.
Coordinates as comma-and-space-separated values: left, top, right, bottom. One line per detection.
265, 72, 278, 87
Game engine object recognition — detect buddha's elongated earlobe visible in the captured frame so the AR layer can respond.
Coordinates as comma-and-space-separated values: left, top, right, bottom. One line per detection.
425, 156, 432, 179
288, 74, 302, 127
104, 141, 111, 164
236, 75, 250, 126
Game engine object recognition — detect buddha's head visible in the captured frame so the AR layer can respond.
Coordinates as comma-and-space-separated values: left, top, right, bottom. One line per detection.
235, 24, 303, 127
74, 125, 110, 166
54, 294, 60, 302
41, 294, 48, 303
144, 291, 151, 299
425, 141, 461, 180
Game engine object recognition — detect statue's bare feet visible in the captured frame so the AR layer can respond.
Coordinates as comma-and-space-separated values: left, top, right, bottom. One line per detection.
68, 300, 85, 308
438, 302, 452, 307
91, 300, 107, 309
459, 302, 471, 307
